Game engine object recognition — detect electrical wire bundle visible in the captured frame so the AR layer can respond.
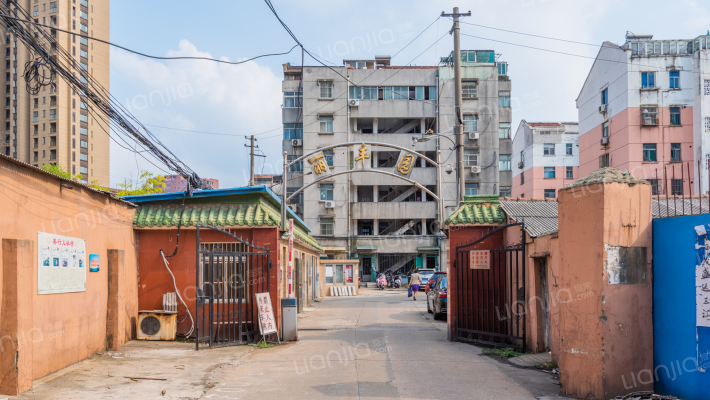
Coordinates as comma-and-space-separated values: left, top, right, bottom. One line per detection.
0, 1, 208, 189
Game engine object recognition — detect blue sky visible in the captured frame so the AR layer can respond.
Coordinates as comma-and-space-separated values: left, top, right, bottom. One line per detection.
109, 0, 710, 188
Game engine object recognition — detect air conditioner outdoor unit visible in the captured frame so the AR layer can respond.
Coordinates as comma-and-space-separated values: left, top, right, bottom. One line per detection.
599, 104, 608, 113
137, 310, 177, 341
468, 132, 479, 140
601, 137, 609, 146
349, 99, 360, 107
470, 166, 481, 174
324, 200, 335, 209
518, 161, 524, 169
292, 139, 302, 147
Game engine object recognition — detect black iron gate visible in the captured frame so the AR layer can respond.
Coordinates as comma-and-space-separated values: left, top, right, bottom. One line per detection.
454, 223, 526, 352
195, 225, 272, 350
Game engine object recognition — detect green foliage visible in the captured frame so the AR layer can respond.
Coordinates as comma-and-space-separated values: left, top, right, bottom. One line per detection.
483, 348, 526, 358
41, 163, 82, 181
116, 170, 166, 196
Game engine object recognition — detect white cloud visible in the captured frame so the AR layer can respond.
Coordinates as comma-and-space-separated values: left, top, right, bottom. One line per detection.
109, 40, 283, 188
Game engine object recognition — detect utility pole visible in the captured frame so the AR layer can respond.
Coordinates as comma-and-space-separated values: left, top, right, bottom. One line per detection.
442, 7, 471, 204
244, 135, 265, 187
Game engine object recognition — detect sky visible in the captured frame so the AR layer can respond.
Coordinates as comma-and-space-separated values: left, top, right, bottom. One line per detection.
108, 0, 710, 188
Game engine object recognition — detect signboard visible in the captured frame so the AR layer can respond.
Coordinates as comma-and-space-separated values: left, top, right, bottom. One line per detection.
255, 292, 277, 335
306, 150, 332, 178
38, 232, 87, 294
469, 250, 490, 270
394, 151, 418, 178
353, 143, 371, 170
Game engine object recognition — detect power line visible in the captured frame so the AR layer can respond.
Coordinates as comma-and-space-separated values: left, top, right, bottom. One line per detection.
144, 123, 282, 138
459, 21, 600, 47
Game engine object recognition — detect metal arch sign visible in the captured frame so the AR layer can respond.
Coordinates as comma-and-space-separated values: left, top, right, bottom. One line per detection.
306, 150, 331, 178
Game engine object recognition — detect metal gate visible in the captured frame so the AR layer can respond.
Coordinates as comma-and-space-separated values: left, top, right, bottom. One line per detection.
195, 225, 272, 350
454, 223, 526, 352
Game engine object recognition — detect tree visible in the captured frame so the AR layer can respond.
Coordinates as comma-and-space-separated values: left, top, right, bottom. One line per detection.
116, 170, 166, 196
41, 163, 82, 181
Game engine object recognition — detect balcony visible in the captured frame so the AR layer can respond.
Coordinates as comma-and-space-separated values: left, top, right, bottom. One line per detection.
351, 201, 437, 220
350, 167, 437, 186
351, 236, 438, 254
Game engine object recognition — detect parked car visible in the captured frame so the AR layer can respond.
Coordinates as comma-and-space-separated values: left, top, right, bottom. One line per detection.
417, 269, 436, 291
426, 271, 446, 293
427, 275, 447, 320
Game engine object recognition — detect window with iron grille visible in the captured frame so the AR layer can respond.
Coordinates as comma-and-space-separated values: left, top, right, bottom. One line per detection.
320, 218, 334, 235
642, 107, 658, 126
199, 242, 252, 302
463, 115, 478, 132
599, 153, 610, 168
706, 117, 710, 132
462, 82, 477, 99
671, 143, 682, 162
643, 143, 657, 162
671, 179, 683, 196
704, 80, 710, 96
647, 179, 662, 195
319, 81, 333, 99
464, 149, 478, 167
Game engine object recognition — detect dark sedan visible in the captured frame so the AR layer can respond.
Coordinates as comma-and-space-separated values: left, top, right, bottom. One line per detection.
427, 275, 447, 321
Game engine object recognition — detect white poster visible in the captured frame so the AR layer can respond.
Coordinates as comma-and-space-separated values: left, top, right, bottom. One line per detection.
38, 232, 87, 295
255, 293, 277, 335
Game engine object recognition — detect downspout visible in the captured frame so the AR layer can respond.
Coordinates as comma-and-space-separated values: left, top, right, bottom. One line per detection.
436, 74, 443, 271
347, 72, 351, 259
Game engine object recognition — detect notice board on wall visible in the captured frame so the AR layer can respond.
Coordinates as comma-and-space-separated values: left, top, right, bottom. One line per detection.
37, 232, 87, 295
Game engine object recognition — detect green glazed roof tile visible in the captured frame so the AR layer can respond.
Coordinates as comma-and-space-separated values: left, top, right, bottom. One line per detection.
445, 195, 506, 226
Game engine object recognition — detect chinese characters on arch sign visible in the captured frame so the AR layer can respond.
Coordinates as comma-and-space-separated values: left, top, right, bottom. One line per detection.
469, 250, 490, 270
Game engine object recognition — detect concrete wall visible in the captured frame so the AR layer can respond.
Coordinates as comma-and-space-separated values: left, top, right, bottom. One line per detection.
0, 157, 137, 395
557, 180, 653, 400
317, 260, 359, 297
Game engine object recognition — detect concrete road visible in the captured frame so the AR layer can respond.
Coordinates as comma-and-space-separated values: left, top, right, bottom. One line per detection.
206, 286, 567, 400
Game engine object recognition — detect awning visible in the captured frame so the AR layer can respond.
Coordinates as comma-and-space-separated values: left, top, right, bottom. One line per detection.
322, 246, 346, 252
417, 247, 440, 252
356, 246, 377, 251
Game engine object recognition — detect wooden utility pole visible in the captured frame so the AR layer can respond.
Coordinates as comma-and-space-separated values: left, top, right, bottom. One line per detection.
442, 8, 471, 204
245, 135, 265, 187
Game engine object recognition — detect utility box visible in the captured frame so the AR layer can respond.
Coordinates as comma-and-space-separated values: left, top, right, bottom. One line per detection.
281, 298, 298, 341
137, 311, 177, 341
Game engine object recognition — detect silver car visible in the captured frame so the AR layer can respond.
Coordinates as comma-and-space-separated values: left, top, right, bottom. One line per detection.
417, 269, 436, 291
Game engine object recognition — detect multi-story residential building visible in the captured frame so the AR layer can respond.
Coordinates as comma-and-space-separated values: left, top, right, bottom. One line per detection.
577, 33, 710, 195
254, 174, 282, 186
164, 174, 219, 193
512, 121, 579, 199
1, 0, 110, 186
281, 51, 511, 281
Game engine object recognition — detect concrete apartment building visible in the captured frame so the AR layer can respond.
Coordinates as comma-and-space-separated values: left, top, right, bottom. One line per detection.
163, 174, 219, 193
2, 0, 110, 187
512, 121, 579, 199
577, 33, 710, 195
281, 51, 511, 280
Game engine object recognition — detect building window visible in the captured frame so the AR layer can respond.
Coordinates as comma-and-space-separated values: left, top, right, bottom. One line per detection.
463, 149, 478, 167
49, 109, 56, 120
544, 143, 555, 156
642, 106, 658, 125
499, 154, 511, 171
671, 143, 681, 162
671, 179, 683, 196
33, 111, 38, 122
647, 179, 662, 195
601, 88, 608, 105
320, 183, 334, 201
319, 81, 333, 99
670, 107, 681, 126
669, 71, 680, 89
462, 81, 477, 99
320, 218, 334, 235
499, 122, 511, 139
283, 90, 302, 108
80, 153, 88, 161
286, 187, 303, 205
464, 183, 479, 196
566, 143, 573, 155
544, 167, 555, 179
383, 86, 408, 100
463, 115, 478, 132
521, 171, 524, 184
498, 91, 511, 107
283, 123, 302, 140
544, 189, 556, 199
319, 115, 333, 133
643, 143, 657, 162
566, 166, 573, 179
500, 186, 512, 197
80, 140, 88, 148
602, 121, 609, 138
641, 72, 656, 89
323, 149, 334, 167
286, 155, 302, 172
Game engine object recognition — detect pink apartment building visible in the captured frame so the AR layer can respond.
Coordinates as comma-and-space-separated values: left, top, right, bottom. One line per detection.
577, 33, 710, 195
512, 121, 579, 199
164, 174, 219, 193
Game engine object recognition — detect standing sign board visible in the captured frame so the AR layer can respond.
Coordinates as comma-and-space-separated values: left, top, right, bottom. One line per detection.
255, 292, 277, 335
469, 250, 490, 270
37, 232, 87, 294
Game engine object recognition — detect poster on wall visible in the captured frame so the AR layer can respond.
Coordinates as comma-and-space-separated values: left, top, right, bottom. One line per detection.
37, 232, 87, 295
345, 265, 353, 282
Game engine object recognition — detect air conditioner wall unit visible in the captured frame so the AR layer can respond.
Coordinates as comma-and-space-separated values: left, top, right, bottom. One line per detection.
518, 161, 524, 169
349, 99, 360, 107
470, 166, 481, 174
599, 104, 608, 113
468, 132, 479, 140
292, 139, 302, 146
137, 311, 177, 341
324, 200, 335, 209
601, 137, 609, 146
